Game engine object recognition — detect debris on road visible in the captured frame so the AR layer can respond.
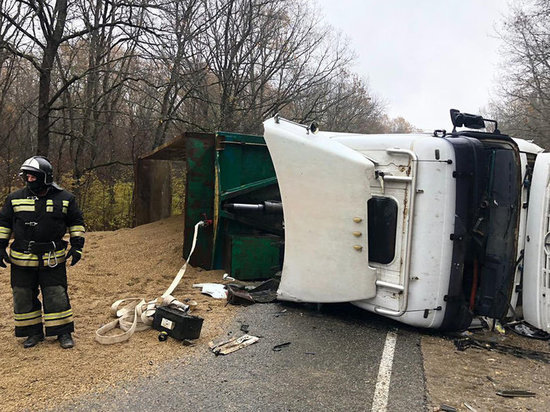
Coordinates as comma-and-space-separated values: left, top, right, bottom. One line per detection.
439, 404, 457, 412
272, 342, 291, 351
496, 389, 536, 398
274, 309, 287, 317
222, 273, 236, 281
463, 402, 477, 412
226, 285, 255, 305
453, 336, 550, 363
226, 278, 280, 306
487, 376, 536, 398
192, 283, 228, 299
506, 321, 550, 340
209, 334, 259, 355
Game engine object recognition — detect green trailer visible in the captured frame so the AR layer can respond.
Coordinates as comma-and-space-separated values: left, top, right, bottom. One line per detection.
135, 131, 283, 280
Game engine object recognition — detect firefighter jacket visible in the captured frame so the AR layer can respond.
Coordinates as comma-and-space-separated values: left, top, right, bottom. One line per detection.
0, 185, 85, 267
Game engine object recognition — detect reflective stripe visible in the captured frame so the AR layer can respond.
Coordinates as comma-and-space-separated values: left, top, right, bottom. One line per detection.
11, 199, 35, 205
69, 225, 86, 237
44, 309, 74, 328
62, 200, 69, 214
12, 199, 35, 212
14, 310, 42, 320
44, 316, 74, 327
15, 317, 43, 327
14, 310, 42, 327
13, 205, 35, 212
0, 226, 11, 240
43, 309, 73, 320
46, 199, 54, 213
10, 249, 67, 267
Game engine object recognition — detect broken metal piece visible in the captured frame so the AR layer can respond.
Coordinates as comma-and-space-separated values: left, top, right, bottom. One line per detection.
440, 404, 457, 412
274, 309, 287, 317
209, 334, 259, 355
272, 342, 291, 351
463, 402, 477, 412
496, 390, 536, 398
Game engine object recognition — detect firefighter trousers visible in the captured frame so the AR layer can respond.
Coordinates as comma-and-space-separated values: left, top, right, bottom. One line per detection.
10, 263, 74, 337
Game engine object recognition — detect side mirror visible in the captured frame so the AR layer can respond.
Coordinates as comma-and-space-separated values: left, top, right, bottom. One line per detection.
450, 109, 485, 130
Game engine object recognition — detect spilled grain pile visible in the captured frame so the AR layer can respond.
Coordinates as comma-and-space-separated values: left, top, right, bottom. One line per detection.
0, 215, 238, 412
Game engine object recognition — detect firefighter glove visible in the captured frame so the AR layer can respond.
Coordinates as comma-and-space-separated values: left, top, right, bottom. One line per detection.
0, 248, 9, 268
66, 248, 82, 266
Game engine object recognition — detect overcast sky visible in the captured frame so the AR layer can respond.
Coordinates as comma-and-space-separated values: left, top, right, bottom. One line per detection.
315, 0, 511, 132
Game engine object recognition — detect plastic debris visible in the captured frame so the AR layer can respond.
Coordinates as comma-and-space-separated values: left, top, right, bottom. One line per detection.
222, 273, 236, 281
209, 334, 259, 355
506, 321, 550, 340
494, 320, 505, 335
192, 283, 228, 299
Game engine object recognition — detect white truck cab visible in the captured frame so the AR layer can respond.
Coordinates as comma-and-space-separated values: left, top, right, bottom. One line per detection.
263, 111, 550, 331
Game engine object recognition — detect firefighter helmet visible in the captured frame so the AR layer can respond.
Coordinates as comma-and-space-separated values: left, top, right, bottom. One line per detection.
20, 156, 54, 186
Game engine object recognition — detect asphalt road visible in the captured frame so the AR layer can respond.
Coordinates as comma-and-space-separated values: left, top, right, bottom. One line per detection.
60, 302, 426, 411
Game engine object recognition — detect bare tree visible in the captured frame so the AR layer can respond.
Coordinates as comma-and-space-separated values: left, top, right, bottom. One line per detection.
289, 72, 386, 133
0, 0, 152, 156
199, 0, 355, 133
493, 0, 550, 146
146, 0, 217, 148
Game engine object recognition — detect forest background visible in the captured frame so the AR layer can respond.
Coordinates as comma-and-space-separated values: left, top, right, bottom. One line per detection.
0, 0, 548, 230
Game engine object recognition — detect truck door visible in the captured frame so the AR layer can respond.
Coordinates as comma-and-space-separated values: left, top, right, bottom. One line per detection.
263, 117, 378, 302
523, 153, 550, 332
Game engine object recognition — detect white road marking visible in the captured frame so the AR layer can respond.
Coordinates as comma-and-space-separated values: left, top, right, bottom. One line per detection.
371, 330, 398, 412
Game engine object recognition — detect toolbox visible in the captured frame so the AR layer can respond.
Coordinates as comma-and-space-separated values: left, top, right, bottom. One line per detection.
153, 306, 204, 340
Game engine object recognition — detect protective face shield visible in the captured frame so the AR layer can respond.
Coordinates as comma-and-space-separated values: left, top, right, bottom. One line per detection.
19, 156, 54, 194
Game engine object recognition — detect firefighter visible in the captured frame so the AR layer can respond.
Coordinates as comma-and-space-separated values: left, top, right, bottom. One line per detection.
0, 156, 85, 349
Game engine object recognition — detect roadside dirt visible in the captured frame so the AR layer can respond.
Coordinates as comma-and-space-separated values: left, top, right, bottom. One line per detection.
0, 215, 240, 412
423, 329, 550, 411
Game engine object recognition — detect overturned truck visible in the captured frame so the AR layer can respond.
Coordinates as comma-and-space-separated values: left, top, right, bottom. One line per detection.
262, 110, 549, 332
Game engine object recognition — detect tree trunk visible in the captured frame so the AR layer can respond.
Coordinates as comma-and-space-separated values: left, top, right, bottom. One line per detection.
37, 49, 55, 156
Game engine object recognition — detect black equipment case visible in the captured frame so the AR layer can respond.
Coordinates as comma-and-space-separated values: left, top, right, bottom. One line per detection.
153, 306, 204, 340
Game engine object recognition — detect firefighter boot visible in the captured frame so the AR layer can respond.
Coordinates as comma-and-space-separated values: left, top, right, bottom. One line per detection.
58, 333, 74, 349
23, 334, 44, 348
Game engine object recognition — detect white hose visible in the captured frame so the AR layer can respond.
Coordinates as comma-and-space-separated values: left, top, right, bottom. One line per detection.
95, 220, 205, 344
